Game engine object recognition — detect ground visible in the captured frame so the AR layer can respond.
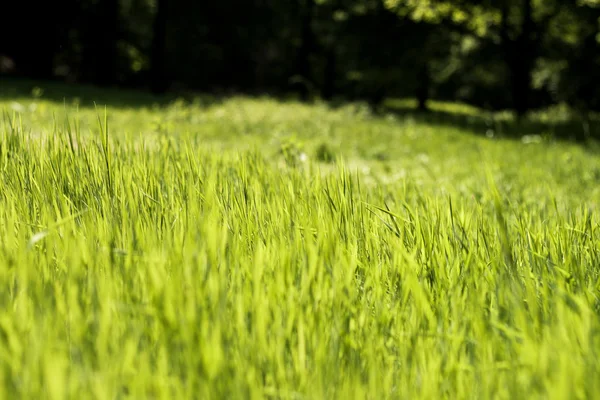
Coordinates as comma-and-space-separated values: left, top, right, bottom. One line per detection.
0, 79, 599, 399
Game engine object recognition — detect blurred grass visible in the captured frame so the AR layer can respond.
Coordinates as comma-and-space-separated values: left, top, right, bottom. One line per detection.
0, 77, 599, 398
2, 77, 599, 204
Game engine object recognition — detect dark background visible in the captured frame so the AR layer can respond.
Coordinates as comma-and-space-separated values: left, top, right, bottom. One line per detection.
1, 0, 599, 118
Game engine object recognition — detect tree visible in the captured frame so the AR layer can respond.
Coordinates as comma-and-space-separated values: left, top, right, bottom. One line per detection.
293, 0, 317, 100
150, 0, 169, 93
79, 0, 120, 85
0, 0, 76, 80
3, 0, 600, 120
96, 0, 120, 85
384, 0, 567, 116
500, 0, 535, 117
550, 2, 600, 112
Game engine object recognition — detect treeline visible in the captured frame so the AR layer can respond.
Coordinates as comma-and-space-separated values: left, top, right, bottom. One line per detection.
1, 0, 599, 115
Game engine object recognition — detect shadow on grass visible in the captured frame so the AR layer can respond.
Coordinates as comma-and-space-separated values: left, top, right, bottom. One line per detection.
378, 101, 600, 147
3, 76, 600, 152
0, 76, 224, 109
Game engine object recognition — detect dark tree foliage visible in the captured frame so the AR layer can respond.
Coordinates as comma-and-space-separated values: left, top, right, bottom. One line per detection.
1, 0, 599, 115
150, 0, 169, 93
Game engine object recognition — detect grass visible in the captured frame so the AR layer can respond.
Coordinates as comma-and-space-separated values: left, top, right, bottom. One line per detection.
0, 78, 600, 399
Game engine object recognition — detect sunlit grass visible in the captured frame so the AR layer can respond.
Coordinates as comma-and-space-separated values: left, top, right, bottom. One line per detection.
0, 81, 599, 398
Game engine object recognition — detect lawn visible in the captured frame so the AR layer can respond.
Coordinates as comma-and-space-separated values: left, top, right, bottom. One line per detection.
0, 79, 599, 399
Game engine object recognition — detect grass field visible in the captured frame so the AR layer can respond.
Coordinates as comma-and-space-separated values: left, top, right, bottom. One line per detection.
1, 79, 600, 399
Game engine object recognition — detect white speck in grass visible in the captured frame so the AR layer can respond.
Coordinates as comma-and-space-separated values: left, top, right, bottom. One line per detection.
27, 230, 49, 249
10, 102, 25, 113
299, 152, 308, 163
522, 135, 542, 144
486, 129, 495, 138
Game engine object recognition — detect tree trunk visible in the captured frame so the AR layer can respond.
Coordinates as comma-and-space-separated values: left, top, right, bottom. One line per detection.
294, 0, 315, 100
502, 0, 535, 119
570, 10, 600, 112
92, 0, 119, 85
150, 0, 169, 94
416, 66, 430, 111
321, 46, 336, 100
5, 2, 57, 79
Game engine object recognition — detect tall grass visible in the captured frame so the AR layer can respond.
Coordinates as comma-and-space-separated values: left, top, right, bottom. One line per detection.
0, 96, 599, 399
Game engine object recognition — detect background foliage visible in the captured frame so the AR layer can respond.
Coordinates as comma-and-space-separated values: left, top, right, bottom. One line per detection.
1, 0, 600, 116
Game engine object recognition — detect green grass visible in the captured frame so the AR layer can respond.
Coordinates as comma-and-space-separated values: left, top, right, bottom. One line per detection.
1, 79, 600, 399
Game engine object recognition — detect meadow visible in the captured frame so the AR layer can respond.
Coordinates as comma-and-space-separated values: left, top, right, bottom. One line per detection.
0, 80, 599, 399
